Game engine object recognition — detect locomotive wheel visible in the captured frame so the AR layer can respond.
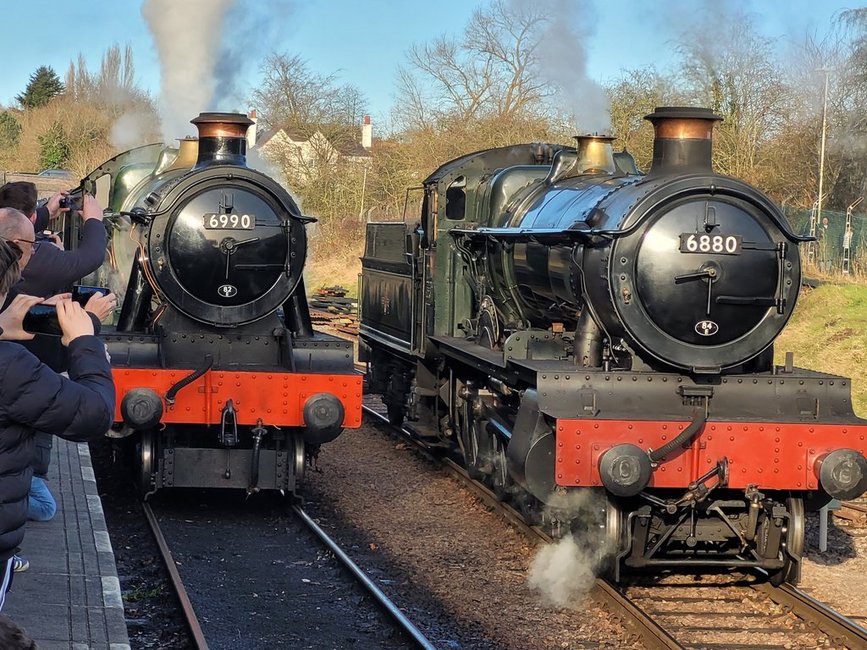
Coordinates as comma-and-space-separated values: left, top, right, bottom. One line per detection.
387, 403, 406, 426
137, 430, 158, 499
491, 436, 513, 500
590, 494, 625, 579
292, 433, 307, 488
459, 403, 489, 480
769, 497, 805, 586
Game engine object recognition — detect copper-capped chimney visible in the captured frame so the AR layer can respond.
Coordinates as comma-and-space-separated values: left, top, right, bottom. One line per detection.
190, 112, 254, 168
644, 106, 722, 177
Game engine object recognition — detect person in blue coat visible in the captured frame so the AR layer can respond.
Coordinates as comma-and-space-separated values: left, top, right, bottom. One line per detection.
0, 235, 114, 610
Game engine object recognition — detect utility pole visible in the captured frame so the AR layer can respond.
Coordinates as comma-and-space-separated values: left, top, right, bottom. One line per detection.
816, 68, 830, 267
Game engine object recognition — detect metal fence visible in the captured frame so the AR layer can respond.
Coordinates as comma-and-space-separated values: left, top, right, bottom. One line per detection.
785, 204, 867, 275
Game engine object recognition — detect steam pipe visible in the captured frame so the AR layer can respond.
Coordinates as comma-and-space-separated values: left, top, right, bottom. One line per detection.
117, 257, 154, 332
283, 276, 313, 338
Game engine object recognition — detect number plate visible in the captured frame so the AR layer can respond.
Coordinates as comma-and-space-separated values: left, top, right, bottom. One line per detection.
679, 233, 742, 255
203, 213, 256, 230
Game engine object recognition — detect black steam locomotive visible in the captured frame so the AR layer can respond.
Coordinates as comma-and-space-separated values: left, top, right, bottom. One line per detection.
359, 107, 867, 584
60, 112, 361, 497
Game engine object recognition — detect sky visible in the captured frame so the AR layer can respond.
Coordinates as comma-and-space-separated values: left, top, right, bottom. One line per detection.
0, 0, 858, 135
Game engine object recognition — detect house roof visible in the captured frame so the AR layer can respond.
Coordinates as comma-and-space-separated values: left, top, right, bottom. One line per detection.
256, 124, 371, 157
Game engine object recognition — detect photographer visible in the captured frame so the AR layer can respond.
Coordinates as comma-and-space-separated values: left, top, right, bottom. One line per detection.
11, 191, 107, 299
0, 206, 115, 567
0, 183, 67, 236
0, 239, 114, 610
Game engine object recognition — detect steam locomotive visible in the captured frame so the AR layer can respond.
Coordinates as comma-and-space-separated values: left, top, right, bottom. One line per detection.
359, 106, 867, 584
58, 112, 361, 497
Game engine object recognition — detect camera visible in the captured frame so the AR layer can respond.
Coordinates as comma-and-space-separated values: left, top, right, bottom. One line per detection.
36, 230, 61, 243
59, 193, 83, 211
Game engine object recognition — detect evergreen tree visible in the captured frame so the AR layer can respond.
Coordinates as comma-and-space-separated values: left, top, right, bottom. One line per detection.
16, 66, 65, 109
37, 122, 71, 170
0, 112, 21, 150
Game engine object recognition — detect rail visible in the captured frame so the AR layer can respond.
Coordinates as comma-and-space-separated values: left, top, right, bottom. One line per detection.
292, 504, 437, 650
754, 581, 867, 649
142, 502, 210, 650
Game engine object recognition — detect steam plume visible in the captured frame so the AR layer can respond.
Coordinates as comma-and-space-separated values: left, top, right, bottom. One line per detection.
142, 0, 296, 143
142, 0, 236, 141
528, 489, 612, 606
534, 0, 610, 133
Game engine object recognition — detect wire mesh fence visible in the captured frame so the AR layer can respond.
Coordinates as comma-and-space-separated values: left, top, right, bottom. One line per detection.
785, 206, 867, 277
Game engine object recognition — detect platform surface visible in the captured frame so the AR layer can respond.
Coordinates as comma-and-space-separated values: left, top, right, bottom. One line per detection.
4, 438, 130, 650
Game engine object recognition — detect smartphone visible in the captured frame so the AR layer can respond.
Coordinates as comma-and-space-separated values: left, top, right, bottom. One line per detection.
22, 304, 62, 337
72, 285, 110, 306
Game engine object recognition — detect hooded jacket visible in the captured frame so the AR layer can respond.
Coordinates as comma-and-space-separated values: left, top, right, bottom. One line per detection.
0, 335, 114, 561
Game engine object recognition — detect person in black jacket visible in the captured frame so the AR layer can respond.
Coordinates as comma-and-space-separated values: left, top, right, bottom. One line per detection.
0, 237, 114, 610
0, 183, 108, 298
0, 196, 113, 532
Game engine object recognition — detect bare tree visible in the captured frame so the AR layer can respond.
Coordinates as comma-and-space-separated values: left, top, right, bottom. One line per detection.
251, 53, 367, 132
394, 0, 554, 130
606, 68, 679, 170
65, 44, 144, 105
677, 20, 792, 183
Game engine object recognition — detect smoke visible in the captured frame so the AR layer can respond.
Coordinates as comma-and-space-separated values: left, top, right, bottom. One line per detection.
142, 0, 295, 142
528, 489, 613, 606
533, 0, 610, 133
142, 0, 235, 141
109, 111, 160, 151
528, 534, 599, 606
213, 0, 297, 107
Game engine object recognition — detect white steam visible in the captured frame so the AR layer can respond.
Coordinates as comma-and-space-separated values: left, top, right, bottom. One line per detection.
528, 489, 613, 606
142, 0, 236, 142
109, 111, 160, 151
528, 534, 599, 606
535, 0, 610, 133
142, 0, 296, 143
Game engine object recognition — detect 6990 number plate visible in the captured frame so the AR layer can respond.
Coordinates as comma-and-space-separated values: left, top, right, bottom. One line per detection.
203, 213, 256, 230
679, 233, 742, 255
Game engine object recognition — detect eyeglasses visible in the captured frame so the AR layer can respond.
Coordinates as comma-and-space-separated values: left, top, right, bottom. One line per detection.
0, 237, 34, 261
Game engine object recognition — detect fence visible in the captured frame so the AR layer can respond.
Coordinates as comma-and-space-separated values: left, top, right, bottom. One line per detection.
0, 172, 69, 200
785, 206, 867, 276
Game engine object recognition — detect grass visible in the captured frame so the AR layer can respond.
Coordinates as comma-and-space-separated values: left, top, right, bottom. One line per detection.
304, 236, 364, 298
775, 282, 867, 417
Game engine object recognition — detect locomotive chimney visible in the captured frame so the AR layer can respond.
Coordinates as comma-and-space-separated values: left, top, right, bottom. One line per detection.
190, 112, 254, 168
644, 106, 722, 177
573, 135, 616, 174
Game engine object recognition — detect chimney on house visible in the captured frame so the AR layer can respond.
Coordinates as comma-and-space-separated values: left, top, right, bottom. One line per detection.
361, 115, 372, 149
247, 109, 258, 148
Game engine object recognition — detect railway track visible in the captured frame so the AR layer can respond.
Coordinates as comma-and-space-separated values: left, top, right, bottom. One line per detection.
141, 495, 430, 649
143, 501, 209, 650
362, 400, 867, 649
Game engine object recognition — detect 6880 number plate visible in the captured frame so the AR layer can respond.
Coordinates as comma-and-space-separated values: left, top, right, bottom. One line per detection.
679, 233, 742, 255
